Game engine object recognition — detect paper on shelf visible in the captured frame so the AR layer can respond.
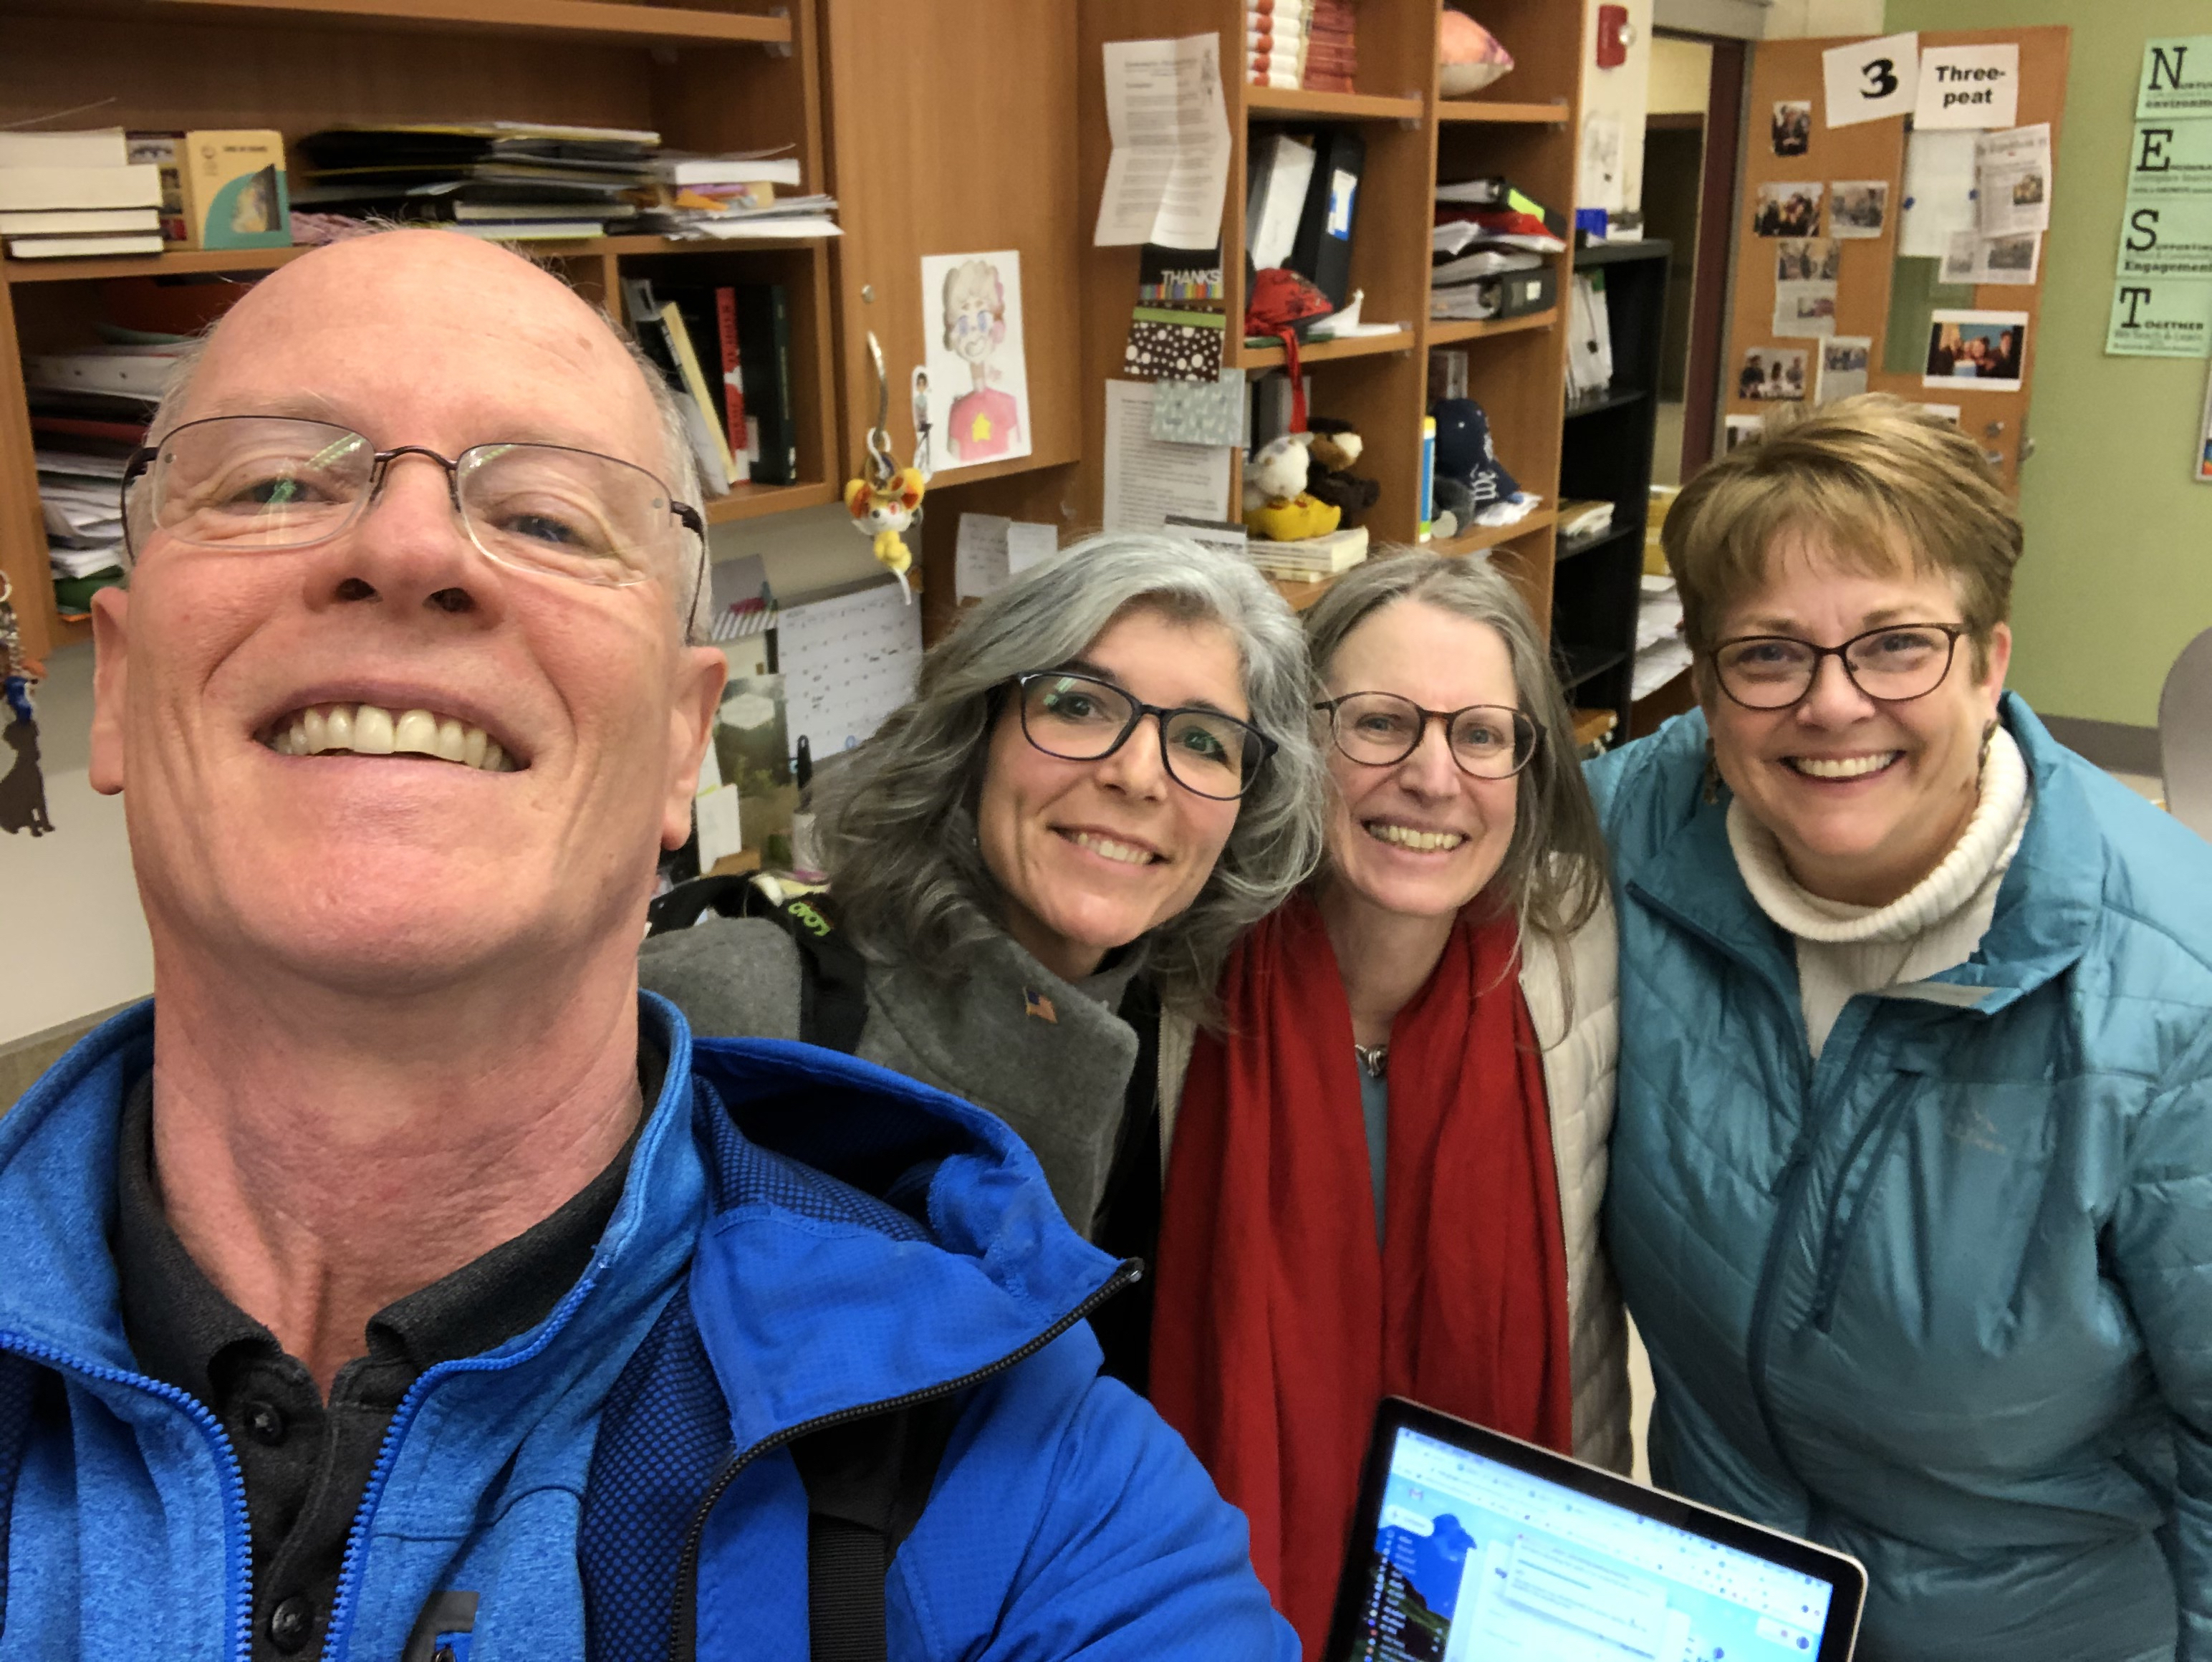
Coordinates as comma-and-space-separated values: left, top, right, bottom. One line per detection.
1095, 34, 1233, 249
956, 513, 1012, 602
1102, 380, 1232, 530
1632, 638, 1694, 702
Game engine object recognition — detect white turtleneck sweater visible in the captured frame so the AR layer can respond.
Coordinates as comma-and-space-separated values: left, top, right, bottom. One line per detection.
1726, 727, 2031, 1058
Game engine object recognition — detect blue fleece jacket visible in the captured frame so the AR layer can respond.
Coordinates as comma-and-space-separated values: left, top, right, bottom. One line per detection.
0, 996, 1294, 1661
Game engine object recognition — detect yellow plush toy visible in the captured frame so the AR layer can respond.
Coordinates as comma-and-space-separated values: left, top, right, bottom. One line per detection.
844, 467, 927, 577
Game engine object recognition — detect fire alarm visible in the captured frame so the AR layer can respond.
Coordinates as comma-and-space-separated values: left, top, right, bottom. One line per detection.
1596, 4, 1634, 68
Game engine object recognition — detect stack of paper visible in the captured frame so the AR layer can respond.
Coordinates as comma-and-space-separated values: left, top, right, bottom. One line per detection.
1558, 499, 1616, 542
0, 129, 165, 260
1632, 573, 1691, 700
1246, 524, 1369, 582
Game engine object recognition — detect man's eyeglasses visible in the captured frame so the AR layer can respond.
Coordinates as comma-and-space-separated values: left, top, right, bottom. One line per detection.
1011, 671, 1275, 801
120, 416, 707, 596
1710, 623, 1969, 710
1316, 691, 1539, 779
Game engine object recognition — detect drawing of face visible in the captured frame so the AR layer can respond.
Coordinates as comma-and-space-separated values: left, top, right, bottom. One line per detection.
943, 260, 1005, 368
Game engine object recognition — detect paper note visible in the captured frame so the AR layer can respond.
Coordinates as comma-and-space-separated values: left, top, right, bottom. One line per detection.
1816, 336, 1872, 404
1822, 32, 1919, 128
1101, 380, 1232, 530
955, 513, 1012, 602
1944, 229, 2042, 285
776, 580, 923, 761
1914, 43, 2019, 130
2140, 37, 2212, 119
1976, 123, 2052, 236
695, 784, 744, 873
1898, 128, 1980, 258
1095, 34, 1233, 249
1006, 522, 1059, 576
2130, 117, 2212, 199
2108, 277, 2212, 357
2120, 195, 2212, 279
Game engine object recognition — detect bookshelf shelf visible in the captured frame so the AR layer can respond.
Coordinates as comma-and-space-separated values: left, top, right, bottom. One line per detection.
2, 232, 836, 285
1434, 100, 1572, 125
704, 480, 837, 524
1244, 88, 1425, 123
1430, 505, 1559, 558
1428, 308, 1560, 344
153, 0, 794, 46
1236, 327, 1418, 370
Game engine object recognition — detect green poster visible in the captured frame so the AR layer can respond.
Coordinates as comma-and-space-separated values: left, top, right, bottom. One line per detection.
2107, 276, 2212, 357
2118, 194, 2212, 278
2138, 37, 2212, 119
2130, 117, 2212, 199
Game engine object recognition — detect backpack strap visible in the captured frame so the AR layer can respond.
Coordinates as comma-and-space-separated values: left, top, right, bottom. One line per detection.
789, 1395, 968, 1662
646, 875, 871, 1055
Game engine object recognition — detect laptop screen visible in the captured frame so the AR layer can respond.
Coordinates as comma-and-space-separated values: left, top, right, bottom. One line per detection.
1342, 1423, 1839, 1662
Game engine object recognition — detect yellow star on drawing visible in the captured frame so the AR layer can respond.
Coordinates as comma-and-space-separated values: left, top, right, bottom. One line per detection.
971, 413, 993, 441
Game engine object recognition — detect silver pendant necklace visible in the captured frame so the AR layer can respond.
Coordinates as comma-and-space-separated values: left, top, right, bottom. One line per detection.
1354, 1043, 1389, 1079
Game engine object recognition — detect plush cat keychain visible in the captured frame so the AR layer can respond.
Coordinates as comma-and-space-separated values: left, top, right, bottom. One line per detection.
0, 573, 54, 837
843, 332, 923, 605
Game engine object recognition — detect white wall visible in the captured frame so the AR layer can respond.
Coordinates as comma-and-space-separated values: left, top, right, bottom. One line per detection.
1648, 35, 1713, 115
1762, 0, 1887, 37
0, 504, 888, 1047
1578, 0, 1656, 215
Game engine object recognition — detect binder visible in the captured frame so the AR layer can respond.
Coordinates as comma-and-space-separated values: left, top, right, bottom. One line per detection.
1288, 128, 1364, 308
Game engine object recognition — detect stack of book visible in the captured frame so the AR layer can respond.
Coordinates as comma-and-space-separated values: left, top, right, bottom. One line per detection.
21, 340, 186, 606
1302, 0, 1358, 94
1246, 524, 1369, 585
1246, 0, 1307, 87
0, 129, 164, 261
619, 150, 840, 241
622, 276, 802, 496
1431, 176, 1564, 320
291, 122, 660, 239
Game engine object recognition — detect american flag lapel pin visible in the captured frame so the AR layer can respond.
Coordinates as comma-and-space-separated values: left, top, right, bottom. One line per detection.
1024, 986, 1058, 1024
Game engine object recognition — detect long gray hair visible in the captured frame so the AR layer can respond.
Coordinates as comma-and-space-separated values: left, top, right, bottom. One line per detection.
1302, 551, 1605, 949
814, 532, 1327, 1015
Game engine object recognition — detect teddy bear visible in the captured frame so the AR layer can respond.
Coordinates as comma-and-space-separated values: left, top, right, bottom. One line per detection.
1302, 417, 1381, 529
1240, 433, 1342, 542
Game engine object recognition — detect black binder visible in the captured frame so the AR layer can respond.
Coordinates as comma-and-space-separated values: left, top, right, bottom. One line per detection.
1287, 128, 1365, 308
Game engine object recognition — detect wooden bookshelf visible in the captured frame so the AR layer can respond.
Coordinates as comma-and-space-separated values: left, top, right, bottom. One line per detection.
1428, 307, 1559, 343
1246, 87, 1425, 123
1430, 504, 1560, 557
1234, 327, 1419, 369
1434, 100, 1574, 125
0, 0, 841, 666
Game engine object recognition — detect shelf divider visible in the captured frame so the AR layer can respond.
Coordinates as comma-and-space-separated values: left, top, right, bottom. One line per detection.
154, 0, 792, 44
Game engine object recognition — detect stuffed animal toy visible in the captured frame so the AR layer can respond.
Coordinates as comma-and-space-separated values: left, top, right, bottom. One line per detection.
1240, 433, 1342, 542
1429, 397, 1534, 530
844, 466, 926, 577
1303, 417, 1380, 529
1439, 9, 1515, 97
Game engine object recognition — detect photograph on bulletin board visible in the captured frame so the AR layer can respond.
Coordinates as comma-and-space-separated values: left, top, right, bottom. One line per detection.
921, 250, 1034, 471
1754, 183, 1824, 237
1771, 101, 1812, 158
1830, 181, 1890, 239
1739, 347, 1808, 401
1924, 309, 2028, 390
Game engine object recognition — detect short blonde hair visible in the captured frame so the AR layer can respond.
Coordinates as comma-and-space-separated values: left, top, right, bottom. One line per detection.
1666, 395, 2021, 664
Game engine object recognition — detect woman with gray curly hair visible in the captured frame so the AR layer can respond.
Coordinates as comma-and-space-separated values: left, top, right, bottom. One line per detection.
643, 532, 1324, 1282
1148, 550, 1630, 1656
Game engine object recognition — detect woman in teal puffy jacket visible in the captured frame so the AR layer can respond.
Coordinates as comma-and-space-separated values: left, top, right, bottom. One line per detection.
1590, 395, 2212, 1661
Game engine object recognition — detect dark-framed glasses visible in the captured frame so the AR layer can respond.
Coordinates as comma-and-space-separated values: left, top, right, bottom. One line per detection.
1711, 623, 1970, 710
1317, 691, 1539, 779
1012, 670, 1276, 801
120, 415, 706, 591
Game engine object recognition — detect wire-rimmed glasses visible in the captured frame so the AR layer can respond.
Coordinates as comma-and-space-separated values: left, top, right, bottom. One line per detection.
1012, 670, 1276, 801
120, 415, 706, 595
1316, 691, 1539, 779
1710, 623, 1970, 710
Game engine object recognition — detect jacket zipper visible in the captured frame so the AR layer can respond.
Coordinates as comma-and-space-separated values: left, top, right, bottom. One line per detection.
0, 1332, 254, 1662
666, 1257, 1143, 1662
1807, 1072, 1919, 1333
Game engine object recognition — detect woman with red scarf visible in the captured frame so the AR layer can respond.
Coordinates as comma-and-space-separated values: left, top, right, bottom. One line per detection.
1150, 552, 1631, 1653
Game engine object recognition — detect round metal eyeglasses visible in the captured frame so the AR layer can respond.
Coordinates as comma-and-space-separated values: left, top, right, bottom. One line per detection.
1012, 671, 1276, 801
120, 415, 707, 595
1316, 692, 1539, 779
1710, 623, 1970, 710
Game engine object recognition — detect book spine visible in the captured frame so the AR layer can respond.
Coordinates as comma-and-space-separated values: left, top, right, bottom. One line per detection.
714, 285, 750, 484
769, 286, 797, 486
1418, 416, 1436, 542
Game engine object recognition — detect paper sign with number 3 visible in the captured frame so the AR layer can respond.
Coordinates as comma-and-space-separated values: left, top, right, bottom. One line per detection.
1823, 31, 1920, 128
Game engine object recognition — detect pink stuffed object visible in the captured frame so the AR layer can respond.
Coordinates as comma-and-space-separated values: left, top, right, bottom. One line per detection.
1439, 9, 1514, 96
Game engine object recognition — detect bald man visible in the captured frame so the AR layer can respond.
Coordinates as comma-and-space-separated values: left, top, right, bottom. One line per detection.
0, 231, 1292, 1662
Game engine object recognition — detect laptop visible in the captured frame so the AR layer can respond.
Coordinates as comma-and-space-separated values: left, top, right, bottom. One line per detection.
1324, 1397, 1866, 1662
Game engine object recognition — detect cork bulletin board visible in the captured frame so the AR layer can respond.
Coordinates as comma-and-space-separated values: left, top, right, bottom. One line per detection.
1724, 27, 2071, 491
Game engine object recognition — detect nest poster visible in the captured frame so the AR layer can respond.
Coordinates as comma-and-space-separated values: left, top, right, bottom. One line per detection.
921, 250, 1034, 471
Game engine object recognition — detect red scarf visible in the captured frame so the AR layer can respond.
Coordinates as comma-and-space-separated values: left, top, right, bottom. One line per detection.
1150, 890, 1572, 1654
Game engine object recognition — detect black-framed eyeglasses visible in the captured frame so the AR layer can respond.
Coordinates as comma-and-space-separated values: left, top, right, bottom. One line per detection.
120, 416, 707, 600
1316, 691, 1539, 779
1710, 622, 1970, 710
1011, 671, 1276, 801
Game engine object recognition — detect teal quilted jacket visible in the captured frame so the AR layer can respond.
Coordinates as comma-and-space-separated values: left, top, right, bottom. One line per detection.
1590, 695, 2212, 1662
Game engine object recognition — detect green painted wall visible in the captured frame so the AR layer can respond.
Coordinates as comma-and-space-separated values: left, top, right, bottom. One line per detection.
1881, 0, 2212, 728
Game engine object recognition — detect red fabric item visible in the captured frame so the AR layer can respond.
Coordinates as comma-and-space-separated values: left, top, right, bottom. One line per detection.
1150, 890, 1573, 1656
1244, 269, 1332, 431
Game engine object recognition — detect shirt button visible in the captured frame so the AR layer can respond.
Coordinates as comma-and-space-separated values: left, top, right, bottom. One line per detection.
241, 1399, 286, 1446
268, 1595, 314, 1653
